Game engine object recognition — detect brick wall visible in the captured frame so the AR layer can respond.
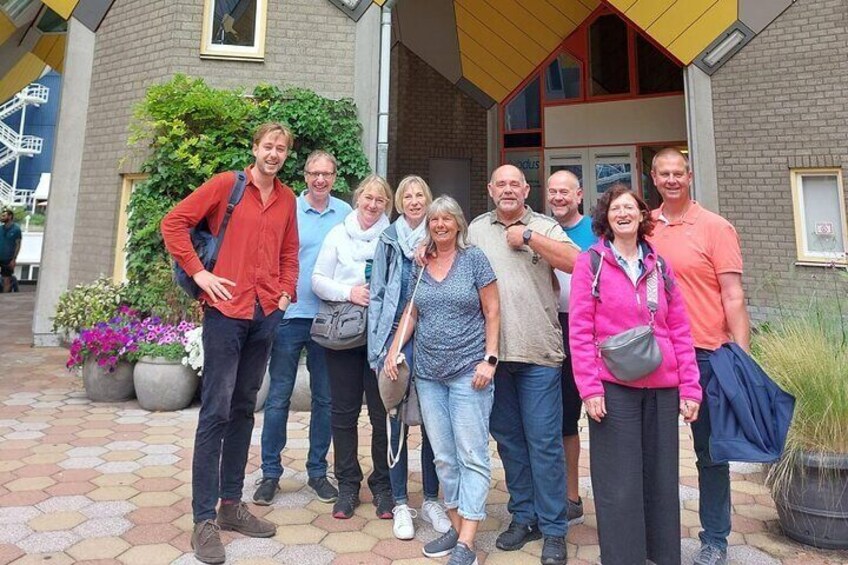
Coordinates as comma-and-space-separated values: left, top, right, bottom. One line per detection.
388, 43, 489, 219
70, 0, 357, 284
711, 0, 848, 320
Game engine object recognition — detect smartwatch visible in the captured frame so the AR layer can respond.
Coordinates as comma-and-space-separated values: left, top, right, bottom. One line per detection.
485, 354, 499, 367
522, 228, 533, 245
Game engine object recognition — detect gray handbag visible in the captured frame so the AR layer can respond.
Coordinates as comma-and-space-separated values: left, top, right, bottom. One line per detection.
596, 260, 663, 382
310, 301, 368, 350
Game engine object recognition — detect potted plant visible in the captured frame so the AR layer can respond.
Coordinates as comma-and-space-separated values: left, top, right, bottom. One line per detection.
756, 301, 848, 550
53, 277, 126, 343
66, 305, 143, 402
131, 317, 199, 411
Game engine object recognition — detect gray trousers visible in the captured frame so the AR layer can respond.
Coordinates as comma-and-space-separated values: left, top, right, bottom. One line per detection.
589, 381, 681, 565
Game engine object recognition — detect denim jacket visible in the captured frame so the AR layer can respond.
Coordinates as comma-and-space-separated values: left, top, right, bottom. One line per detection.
367, 223, 405, 371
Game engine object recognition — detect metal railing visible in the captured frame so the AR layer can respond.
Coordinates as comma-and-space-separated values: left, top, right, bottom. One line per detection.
0, 177, 14, 206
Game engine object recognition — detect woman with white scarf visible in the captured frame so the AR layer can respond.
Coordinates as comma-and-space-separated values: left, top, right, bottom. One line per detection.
368, 176, 451, 540
312, 174, 393, 520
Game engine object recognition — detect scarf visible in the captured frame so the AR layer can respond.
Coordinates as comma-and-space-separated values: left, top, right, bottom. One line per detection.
395, 216, 426, 260
344, 210, 390, 262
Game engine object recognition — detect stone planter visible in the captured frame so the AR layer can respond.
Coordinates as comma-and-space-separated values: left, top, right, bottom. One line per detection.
255, 366, 271, 412
134, 356, 199, 411
775, 451, 848, 549
82, 357, 135, 402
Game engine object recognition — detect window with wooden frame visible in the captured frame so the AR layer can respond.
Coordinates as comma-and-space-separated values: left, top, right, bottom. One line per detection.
200, 0, 268, 61
113, 174, 147, 283
790, 168, 848, 265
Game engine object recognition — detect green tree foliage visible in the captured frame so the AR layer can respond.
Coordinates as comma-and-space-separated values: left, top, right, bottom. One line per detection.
124, 75, 370, 320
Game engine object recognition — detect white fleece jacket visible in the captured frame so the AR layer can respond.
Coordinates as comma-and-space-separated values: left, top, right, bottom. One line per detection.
311, 211, 390, 302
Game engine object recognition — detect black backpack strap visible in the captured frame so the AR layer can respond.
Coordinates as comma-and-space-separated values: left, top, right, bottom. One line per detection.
209, 171, 247, 269
655, 255, 674, 295
589, 248, 603, 300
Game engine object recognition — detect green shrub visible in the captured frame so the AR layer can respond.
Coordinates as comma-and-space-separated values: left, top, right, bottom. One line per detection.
52, 277, 126, 336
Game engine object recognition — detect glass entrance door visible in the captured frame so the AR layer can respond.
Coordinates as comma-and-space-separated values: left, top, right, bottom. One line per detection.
546, 146, 636, 213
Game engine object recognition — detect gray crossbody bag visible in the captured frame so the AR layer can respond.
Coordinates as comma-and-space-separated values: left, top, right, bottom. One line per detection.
592, 252, 664, 382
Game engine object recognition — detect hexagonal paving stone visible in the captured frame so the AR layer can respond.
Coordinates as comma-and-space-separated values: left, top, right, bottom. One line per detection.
91, 472, 139, 487
322, 531, 379, 554
66, 446, 108, 458
274, 544, 336, 564
0, 523, 32, 544
273, 524, 327, 545
73, 516, 133, 538
87, 486, 139, 501
66, 536, 131, 561
35, 494, 92, 513
135, 465, 180, 478
5, 476, 55, 491
224, 537, 286, 559
265, 507, 316, 526
118, 543, 181, 565
29, 511, 87, 532
105, 440, 147, 451
0, 505, 41, 524
17, 531, 80, 553
127, 505, 181, 525
130, 491, 182, 507
59, 457, 106, 470
96, 461, 142, 474
6, 551, 75, 565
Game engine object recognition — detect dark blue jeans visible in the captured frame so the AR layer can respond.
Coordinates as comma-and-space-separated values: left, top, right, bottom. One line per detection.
490, 362, 568, 537
693, 349, 731, 549
388, 338, 439, 504
193, 304, 283, 522
260, 317, 332, 480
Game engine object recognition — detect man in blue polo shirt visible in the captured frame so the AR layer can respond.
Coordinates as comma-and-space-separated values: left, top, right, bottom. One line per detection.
548, 170, 597, 527
255, 150, 352, 505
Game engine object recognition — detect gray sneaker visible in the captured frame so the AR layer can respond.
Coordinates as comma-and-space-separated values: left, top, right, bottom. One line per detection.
423, 527, 459, 558
567, 497, 584, 526
694, 543, 727, 565
447, 541, 478, 565
191, 519, 225, 564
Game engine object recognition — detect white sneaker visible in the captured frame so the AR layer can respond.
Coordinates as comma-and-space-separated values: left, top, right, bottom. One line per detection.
421, 500, 451, 534
392, 504, 416, 540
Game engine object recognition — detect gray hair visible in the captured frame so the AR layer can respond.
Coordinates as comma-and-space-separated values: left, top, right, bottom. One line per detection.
304, 150, 338, 173
422, 195, 469, 255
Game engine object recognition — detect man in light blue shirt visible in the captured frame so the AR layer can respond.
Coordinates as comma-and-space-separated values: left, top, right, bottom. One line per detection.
548, 170, 598, 528
255, 150, 352, 506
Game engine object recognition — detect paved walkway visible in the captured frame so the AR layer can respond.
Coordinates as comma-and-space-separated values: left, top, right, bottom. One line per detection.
0, 292, 844, 564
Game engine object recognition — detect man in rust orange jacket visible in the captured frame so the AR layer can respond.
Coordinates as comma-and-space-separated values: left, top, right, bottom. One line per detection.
161, 122, 299, 565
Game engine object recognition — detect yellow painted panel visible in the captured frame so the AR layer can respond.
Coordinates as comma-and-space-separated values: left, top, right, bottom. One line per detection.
457, 29, 525, 88
0, 53, 46, 103
372, 0, 385, 5
461, 54, 510, 100
667, 0, 735, 63
42, 0, 79, 20
0, 11, 15, 45
455, 4, 537, 71
33, 33, 66, 72
619, 0, 675, 29
457, 0, 550, 62
513, 0, 574, 31
648, 0, 717, 45
607, 0, 639, 11
484, 0, 560, 47
546, 0, 598, 26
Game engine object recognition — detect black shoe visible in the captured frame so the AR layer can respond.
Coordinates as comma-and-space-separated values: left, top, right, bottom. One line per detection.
496, 520, 542, 551
252, 477, 279, 506
332, 490, 360, 519
308, 476, 339, 503
372, 490, 393, 519
541, 536, 567, 565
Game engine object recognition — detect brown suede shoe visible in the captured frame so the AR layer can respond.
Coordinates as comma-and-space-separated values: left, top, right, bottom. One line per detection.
217, 501, 276, 537
191, 519, 225, 564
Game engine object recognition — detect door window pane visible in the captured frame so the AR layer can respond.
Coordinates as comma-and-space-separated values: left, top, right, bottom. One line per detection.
505, 76, 541, 131
595, 162, 632, 194
800, 174, 846, 256
589, 15, 630, 96
545, 52, 582, 101
505, 150, 543, 213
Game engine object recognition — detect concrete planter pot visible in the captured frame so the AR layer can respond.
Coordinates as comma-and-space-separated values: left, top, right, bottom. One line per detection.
82, 357, 135, 402
254, 366, 271, 412
775, 451, 848, 549
255, 359, 312, 413
134, 356, 199, 412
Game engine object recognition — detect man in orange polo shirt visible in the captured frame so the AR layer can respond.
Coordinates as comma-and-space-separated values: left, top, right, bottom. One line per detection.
648, 148, 750, 565
162, 122, 299, 565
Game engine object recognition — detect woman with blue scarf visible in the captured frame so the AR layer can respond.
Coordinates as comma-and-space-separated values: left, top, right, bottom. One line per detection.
368, 175, 450, 540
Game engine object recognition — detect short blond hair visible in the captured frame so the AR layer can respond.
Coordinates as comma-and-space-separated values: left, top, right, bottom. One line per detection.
252, 122, 294, 149
353, 174, 394, 216
394, 175, 433, 214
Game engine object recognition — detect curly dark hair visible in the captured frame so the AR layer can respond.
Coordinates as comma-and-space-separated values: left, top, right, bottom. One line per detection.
591, 183, 654, 242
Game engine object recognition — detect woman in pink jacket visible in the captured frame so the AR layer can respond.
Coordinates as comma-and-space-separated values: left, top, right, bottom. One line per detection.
568, 184, 701, 565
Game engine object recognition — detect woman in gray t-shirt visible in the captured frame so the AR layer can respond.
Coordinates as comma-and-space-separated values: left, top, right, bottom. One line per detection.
383, 196, 499, 565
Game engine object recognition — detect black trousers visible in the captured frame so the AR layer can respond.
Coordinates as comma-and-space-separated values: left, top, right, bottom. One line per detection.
589, 381, 681, 565
325, 345, 389, 495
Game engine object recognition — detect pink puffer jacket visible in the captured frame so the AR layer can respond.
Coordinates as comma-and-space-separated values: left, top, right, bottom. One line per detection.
568, 239, 702, 403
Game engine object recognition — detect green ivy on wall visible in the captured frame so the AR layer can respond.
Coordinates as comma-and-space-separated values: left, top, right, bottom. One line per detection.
124, 74, 371, 321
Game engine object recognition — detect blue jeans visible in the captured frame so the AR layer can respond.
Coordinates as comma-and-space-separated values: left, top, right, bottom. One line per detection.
693, 350, 731, 550
260, 317, 332, 480
417, 371, 493, 521
490, 362, 568, 537
193, 304, 283, 522
388, 338, 439, 504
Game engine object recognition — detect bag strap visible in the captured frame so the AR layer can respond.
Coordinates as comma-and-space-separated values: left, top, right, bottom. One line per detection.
646, 264, 658, 326
209, 171, 247, 270
387, 266, 426, 469
589, 249, 604, 300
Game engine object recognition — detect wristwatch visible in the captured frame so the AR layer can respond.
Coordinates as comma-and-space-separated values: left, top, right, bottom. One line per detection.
522, 228, 533, 245
485, 354, 499, 367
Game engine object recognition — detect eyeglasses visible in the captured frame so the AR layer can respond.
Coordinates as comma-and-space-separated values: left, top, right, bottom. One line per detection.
305, 171, 336, 179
